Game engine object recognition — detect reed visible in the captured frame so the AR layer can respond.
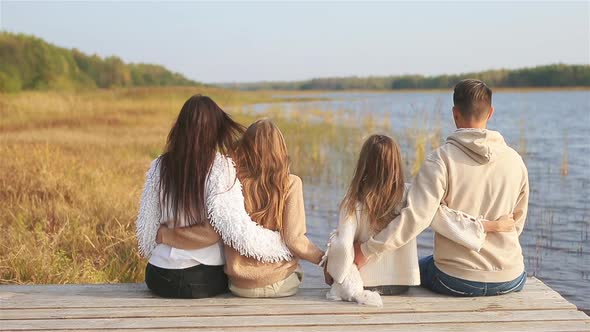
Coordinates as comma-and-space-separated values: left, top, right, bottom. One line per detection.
561, 133, 569, 176
518, 116, 528, 158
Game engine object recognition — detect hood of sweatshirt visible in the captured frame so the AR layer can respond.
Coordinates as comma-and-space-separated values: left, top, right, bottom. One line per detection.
446, 129, 510, 164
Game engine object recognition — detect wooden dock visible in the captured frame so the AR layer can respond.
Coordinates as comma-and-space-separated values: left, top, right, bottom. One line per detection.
0, 277, 588, 331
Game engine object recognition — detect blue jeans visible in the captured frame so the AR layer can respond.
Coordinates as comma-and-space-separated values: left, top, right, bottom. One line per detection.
419, 255, 526, 297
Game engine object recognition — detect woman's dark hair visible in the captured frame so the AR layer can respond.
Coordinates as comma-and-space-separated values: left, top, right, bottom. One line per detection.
159, 95, 245, 227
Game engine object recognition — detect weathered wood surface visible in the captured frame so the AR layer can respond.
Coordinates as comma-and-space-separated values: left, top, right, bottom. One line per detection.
0, 277, 588, 331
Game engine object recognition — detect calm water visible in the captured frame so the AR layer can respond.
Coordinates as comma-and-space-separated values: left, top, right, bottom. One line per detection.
253, 90, 590, 309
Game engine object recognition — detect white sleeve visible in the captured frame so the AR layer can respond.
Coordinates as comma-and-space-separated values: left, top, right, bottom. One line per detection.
135, 159, 163, 258
431, 205, 486, 252
326, 210, 358, 284
206, 154, 293, 263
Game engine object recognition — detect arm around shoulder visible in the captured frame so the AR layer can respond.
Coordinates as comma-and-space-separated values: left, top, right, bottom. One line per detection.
205, 154, 293, 263
361, 155, 448, 258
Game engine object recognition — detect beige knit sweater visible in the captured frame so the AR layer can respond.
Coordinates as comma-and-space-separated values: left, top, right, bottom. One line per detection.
159, 174, 324, 288
361, 129, 529, 283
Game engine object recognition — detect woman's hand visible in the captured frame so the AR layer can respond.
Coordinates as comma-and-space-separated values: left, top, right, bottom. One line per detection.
483, 214, 515, 232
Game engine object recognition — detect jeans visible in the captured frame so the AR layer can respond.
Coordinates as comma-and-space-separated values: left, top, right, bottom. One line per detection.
145, 263, 228, 299
419, 255, 526, 297
364, 285, 410, 295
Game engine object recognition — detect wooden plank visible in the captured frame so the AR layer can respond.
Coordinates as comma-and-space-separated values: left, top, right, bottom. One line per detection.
0, 294, 575, 320
1, 310, 588, 330
0, 282, 556, 299
0, 279, 566, 310
0, 277, 551, 295
33, 320, 590, 332
0, 289, 569, 310
0, 300, 575, 320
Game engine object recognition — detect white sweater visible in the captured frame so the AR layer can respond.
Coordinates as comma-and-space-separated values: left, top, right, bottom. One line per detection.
326, 185, 486, 287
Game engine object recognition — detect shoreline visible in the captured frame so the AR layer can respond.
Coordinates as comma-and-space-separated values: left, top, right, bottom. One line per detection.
251, 86, 590, 95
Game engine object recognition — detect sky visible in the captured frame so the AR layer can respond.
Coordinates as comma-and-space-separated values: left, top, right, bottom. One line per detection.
1, 1, 588, 83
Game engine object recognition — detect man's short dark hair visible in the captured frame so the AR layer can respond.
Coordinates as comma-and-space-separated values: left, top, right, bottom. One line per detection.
453, 79, 492, 121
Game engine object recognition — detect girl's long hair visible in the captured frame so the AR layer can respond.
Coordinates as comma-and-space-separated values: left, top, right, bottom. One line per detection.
233, 119, 290, 232
340, 134, 405, 232
159, 95, 245, 228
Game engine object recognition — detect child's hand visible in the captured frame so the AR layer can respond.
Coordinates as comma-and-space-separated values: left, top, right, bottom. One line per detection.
353, 242, 368, 268
483, 214, 515, 232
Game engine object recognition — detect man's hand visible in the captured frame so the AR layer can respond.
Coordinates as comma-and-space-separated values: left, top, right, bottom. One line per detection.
483, 214, 515, 232
353, 242, 369, 268
323, 260, 334, 286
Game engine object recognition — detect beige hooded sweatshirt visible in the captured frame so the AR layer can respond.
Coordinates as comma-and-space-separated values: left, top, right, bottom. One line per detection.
361, 129, 529, 282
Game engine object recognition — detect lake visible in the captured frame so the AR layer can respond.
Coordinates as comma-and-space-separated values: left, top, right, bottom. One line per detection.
250, 90, 590, 310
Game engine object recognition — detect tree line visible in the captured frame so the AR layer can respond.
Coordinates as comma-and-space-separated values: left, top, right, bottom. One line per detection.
0, 32, 199, 92
224, 64, 590, 91
2, 32, 588, 93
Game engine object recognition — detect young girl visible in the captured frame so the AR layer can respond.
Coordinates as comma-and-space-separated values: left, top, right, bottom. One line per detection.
159, 119, 324, 298
225, 119, 324, 297
326, 134, 514, 299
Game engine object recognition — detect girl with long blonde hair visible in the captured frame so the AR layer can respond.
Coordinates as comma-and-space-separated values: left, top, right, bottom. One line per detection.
327, 134, 418, 296
224, 119, 323, 297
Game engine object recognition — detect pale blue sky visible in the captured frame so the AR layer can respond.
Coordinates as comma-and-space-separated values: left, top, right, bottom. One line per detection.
1, 1, 588, 83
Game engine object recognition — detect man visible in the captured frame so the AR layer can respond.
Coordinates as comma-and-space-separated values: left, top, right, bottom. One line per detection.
354, 79, 529, 296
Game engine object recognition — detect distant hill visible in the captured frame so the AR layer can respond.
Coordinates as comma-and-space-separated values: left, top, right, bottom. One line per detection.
0, 32, 199, 92
223, 64, 590, 91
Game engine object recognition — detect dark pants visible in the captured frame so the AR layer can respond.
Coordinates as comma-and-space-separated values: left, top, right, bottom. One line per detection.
364, 285, 410, 295
419, 255, 526, 297
145, 263, 228, 299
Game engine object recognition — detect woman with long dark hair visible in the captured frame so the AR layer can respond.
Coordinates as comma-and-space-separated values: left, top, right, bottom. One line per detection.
136, 96, 292, 299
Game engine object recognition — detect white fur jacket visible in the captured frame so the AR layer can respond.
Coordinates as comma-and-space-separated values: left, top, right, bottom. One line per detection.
135, 153, 293, 263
